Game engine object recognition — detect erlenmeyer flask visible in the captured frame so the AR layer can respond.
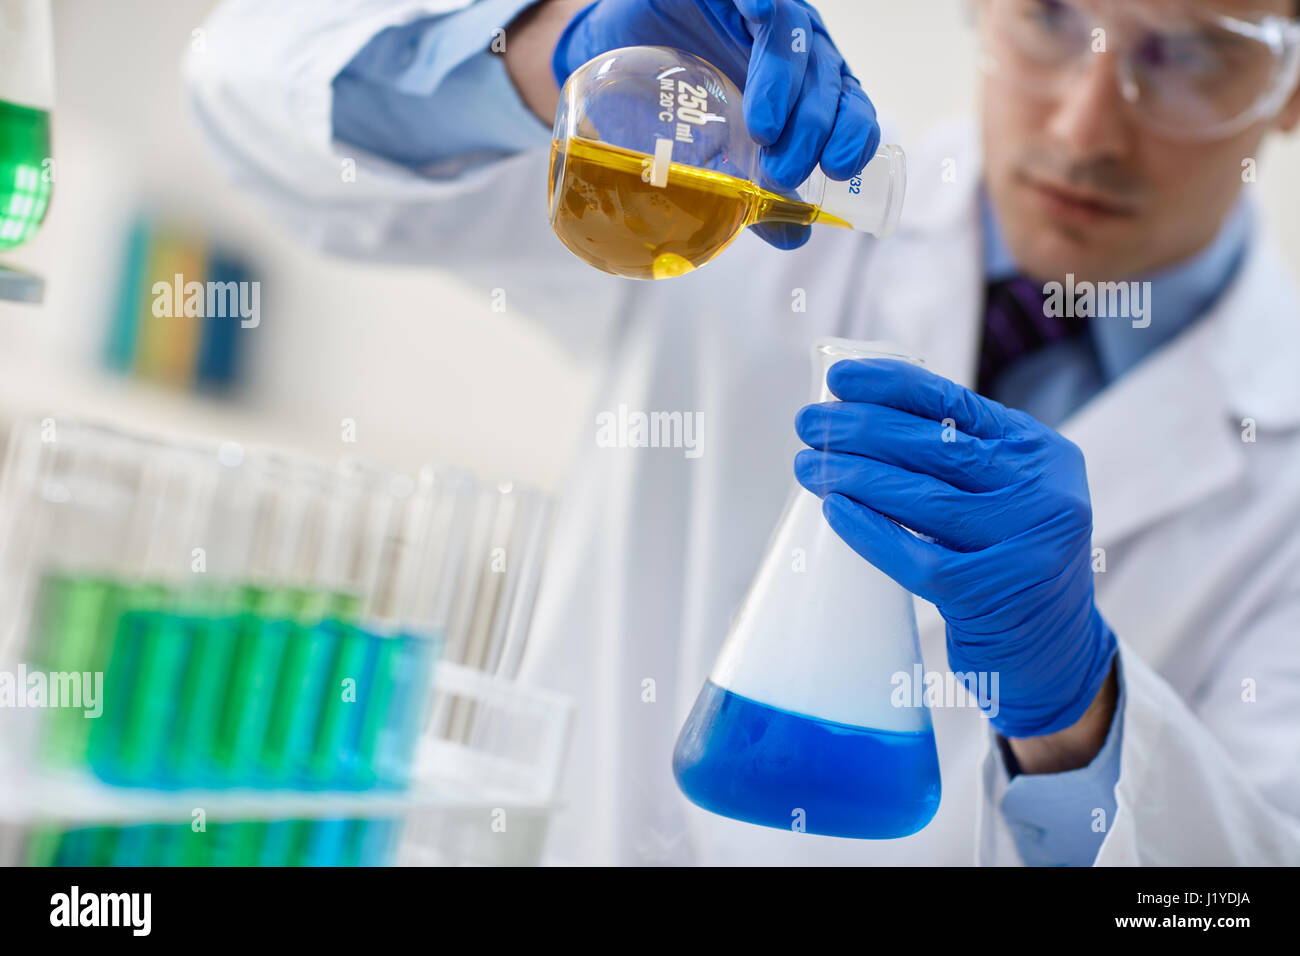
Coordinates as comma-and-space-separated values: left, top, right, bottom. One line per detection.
0, 0, 54, 252
673, 338, 941, 839
549, 46, 905, 279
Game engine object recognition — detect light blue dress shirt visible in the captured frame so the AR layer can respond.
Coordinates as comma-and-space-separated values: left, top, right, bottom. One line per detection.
332, 0, 549, 168
331, 8, 1250, 865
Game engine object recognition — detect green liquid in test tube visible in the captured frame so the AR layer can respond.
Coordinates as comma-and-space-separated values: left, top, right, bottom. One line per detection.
346, 630, 407, 788
305, 618, 378, 788
212, 820, 268, 867
154, 822, 216, 867
27, 573, 122, 768
75, 431, 216, 786
8, 421, 160, 776
167, 610, 237, 785
258, 590, 361, 786
339, 819, 368, 867
110, 823, 166, 867
117, 442, 246, 788
112, 602, 195, 786
300, 817, 349, 866
373, 632, 440, 788
85, 582, 170, 785
261, 817, 314, 867
356, 817, 403, 866
50, 828, 86, 866
169, 443, 283, 788
206, 585, 311, 866
166, 586, 243, 786
23, 826, 63, 867
255, 821, 296, 867
308, 463, 444, 792
51, 826, 118, 867
258, 462, 409, 866
212, 585, 298, 785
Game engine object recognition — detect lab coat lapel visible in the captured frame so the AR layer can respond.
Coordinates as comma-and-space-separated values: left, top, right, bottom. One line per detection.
1056, 225, 1300, 550
1056, 313, 1245, 550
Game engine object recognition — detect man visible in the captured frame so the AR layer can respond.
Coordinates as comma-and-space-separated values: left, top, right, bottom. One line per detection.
186, 0, 1300, 864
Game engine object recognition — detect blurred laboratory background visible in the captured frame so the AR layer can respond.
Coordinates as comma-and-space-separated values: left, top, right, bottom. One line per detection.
2, 0, 1299, 869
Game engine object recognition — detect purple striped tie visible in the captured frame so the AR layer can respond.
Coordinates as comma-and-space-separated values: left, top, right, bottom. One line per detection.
976, 276, 1089, 396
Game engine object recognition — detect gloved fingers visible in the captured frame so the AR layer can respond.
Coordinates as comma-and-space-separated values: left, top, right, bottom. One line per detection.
791, 0, 831, 36
741, 0, 811, 146
733, 0, 778, 20
827, 358, 1015, 440
796, 449, 1017, 551
821, 493, 948, 601
747, 221, 813, 249
795, 400, 1010, 492
819, 72, 880, 181
758, 29, 842, 189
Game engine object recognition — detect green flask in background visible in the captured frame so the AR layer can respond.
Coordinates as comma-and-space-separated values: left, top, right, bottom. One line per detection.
0, 99, 52, 249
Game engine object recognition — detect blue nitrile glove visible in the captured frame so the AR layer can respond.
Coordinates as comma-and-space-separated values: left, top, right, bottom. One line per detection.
793, 359, 1118, 738
551, 0, 881, 249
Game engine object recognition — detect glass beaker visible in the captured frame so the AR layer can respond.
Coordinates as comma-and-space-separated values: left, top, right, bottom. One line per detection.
673, 338, 941, 839
0, 0, 54, 251
549, 45, 905, 279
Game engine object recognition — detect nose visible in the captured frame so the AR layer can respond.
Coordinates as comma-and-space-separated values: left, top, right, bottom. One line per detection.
1045, 45, 1135, 159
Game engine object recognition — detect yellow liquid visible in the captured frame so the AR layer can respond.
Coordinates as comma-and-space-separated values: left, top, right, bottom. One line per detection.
548, 137, 849, 280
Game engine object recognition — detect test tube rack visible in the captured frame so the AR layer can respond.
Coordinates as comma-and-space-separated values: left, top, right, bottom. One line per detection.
0, 417, 572, 866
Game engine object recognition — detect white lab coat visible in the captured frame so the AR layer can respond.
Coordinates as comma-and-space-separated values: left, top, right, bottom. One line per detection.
187, 0, 1300, 865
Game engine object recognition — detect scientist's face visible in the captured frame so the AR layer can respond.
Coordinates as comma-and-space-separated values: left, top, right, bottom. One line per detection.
979, 0, 1300, 282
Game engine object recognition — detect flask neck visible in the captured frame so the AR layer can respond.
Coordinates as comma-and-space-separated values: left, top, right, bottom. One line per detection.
814, 145, 907, 239
811, 338, 923, 402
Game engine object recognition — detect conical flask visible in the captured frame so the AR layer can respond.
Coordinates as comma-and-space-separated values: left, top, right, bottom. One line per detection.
0, 0, 55, 252
673, 338, 941, 839
0, 0, 54, 304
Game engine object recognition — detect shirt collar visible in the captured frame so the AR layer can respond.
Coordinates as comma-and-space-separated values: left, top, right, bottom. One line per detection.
980, 188, 1252, 383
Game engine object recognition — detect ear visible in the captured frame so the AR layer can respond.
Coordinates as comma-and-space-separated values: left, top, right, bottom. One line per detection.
1276, 78, 1300, 132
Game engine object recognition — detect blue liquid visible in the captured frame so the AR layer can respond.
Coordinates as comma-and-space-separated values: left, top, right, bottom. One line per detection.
673, 681, 941, 839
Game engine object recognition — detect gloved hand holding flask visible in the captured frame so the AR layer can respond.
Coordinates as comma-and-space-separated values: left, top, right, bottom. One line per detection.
795, 359, 1119, 740
549, 0, 888, 251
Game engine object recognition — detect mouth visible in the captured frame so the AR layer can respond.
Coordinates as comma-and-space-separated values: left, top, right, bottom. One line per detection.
1018, 171, 1139, 226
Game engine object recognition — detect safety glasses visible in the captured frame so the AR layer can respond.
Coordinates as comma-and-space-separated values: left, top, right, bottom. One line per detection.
974, 0, 1300, 141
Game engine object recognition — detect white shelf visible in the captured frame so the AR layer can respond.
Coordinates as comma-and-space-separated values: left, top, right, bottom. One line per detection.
0, 770, 551, 826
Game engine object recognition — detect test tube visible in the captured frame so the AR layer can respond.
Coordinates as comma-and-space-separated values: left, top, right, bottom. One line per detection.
4, 422, 157, 773
86, 437, 215, 787
301, 464, 469, 865
257, 460, 368, 788
211, 452, 313, 785
440, 478, 553, 744
207, 455, 350, 866
163, 439, 267, 787
299, 460, 402, 789
375, 464, 479, 785
0, 421, 164, 865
